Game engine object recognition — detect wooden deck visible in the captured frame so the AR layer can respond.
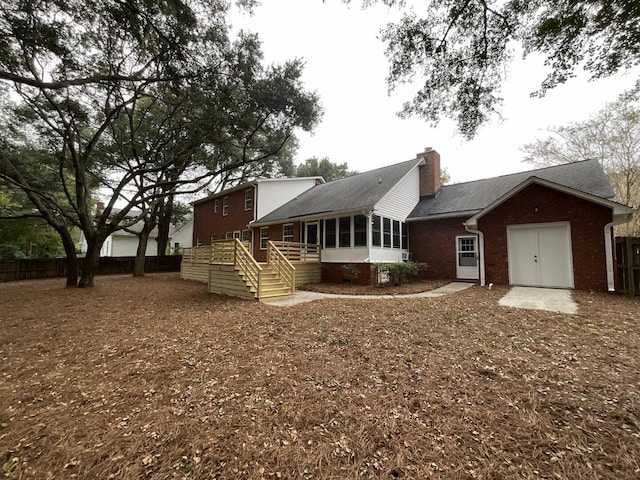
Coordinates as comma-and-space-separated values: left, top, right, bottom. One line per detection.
181, 241, 321, 300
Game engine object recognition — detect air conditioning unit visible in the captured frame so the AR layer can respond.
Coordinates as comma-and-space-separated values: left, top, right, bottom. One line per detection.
402, 251, 411, 261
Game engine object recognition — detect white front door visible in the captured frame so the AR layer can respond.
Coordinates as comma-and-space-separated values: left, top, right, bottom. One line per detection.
456, 235, 479, 280
508, 223, 574, 288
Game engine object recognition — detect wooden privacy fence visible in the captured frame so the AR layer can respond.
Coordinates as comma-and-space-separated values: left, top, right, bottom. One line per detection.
615, 237, 640, 296
0, 255, 182, 282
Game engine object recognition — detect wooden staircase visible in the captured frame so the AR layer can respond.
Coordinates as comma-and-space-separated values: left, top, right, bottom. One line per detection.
187, 239, 320, 300
238, 264, 292, 299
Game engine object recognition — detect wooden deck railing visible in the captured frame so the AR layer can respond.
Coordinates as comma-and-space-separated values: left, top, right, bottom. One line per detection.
268, 241, 295, 294
269, 241, 321, 263
182, 245, 212, 264
183, 240, 316, 298
210, 240, 236, 264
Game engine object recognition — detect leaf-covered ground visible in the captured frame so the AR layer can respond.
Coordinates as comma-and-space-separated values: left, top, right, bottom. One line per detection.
1, 273, 639, 479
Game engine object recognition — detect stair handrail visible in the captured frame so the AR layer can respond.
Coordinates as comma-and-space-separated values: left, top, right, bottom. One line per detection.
233, 239, 263, 297
267, 241, 296, 294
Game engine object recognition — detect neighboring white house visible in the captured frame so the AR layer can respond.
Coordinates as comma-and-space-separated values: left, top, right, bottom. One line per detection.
79, 202, 193, 257
79, 222, 170, 257
169, 216, 193, 254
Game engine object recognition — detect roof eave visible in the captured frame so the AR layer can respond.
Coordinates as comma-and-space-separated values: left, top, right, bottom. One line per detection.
464, 176, 633, 228
406, 210, 481, 222
252, 205, 376, 227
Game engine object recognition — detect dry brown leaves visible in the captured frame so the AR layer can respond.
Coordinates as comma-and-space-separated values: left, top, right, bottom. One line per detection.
1, 273, 639, 479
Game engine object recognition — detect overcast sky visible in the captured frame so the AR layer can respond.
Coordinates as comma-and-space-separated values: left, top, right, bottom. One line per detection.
234, 1, 639, 184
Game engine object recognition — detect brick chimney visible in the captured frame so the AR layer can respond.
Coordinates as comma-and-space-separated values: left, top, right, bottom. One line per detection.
417, 147, 441, 198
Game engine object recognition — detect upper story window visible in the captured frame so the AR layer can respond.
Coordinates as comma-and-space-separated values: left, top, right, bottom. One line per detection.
214, 199, 218, 213
244, 189, 253, 211
222, 196, 229, 216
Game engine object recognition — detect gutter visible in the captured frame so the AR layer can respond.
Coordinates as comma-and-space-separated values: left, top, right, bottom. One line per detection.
463, 223, 486, 287
604, 212, 635, 292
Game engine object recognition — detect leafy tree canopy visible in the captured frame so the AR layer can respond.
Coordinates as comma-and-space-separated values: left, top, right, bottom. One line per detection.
522, 86, 640, 235
295, 157, 357, 182
351, 0, 640, 138
0, 0, 321, 286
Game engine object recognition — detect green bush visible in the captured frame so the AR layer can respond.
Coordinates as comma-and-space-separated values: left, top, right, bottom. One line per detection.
375, 261, 427, 286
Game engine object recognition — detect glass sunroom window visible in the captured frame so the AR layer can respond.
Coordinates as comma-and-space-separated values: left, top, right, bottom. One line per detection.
383, 217, 391, 248
372, 215, 381, 247
325, 218, 336, 248
339, 216, 351, 247
354, 215, 367, 247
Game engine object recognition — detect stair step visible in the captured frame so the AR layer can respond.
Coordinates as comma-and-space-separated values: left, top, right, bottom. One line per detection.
259, 288, 294, 298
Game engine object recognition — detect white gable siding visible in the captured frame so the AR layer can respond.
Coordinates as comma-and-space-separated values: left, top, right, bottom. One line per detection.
111, 235, 159, 257
171, 220, 193, 249
374, 166, 420, 220
256, 179, 318, 219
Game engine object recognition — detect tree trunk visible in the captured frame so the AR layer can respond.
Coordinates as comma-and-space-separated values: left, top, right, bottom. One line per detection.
60, 231, 79, 288
78, 241, 102, 288
133, 228, 152, 277
156, 196, 173, 256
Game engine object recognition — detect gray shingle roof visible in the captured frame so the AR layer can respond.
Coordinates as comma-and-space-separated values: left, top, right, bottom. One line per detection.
409, 159, 614, 219
256, 158, 421, 223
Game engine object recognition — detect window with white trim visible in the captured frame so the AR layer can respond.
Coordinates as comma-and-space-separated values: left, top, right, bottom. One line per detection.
354, 215, 367, 247
244, 189, 253, 211
325, 218, 336, 248
225, 231, 233, 239
283, 224, 294, 243
372, 215, 381, 247
401, 223, 408, 249
214, 199, 218, 213
339, 216, 351, 248
383, 217, 391, 248
392, 220, 401, 249
222, 196, 229, 216
260, 227, 269, 250
242, 230, 251, 243
233, 231, 241, 239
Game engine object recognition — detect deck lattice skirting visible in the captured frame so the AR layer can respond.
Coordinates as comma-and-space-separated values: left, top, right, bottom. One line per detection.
180, 240, 321, 299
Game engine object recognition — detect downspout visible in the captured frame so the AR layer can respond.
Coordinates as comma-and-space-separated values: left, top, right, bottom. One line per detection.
464, 223, 486, 287
604, 212, 634, 292
250, 183, 258, 257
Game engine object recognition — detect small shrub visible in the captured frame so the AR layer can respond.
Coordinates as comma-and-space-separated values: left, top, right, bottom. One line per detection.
375, 261, 427, 286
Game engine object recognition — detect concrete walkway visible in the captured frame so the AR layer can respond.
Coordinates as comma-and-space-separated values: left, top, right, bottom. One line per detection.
261, 281, 474, 307
499, 286, 578, 314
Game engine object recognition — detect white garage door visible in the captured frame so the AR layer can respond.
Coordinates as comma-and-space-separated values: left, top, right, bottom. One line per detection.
507, 223, 574, 288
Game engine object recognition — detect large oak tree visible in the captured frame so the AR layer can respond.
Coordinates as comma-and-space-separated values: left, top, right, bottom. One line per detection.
0, 1, 320, 287
353, 0, 640, 138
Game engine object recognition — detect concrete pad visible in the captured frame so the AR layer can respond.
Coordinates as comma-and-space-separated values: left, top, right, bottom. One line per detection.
260, 281, 474, 307
499, 286, 578, 314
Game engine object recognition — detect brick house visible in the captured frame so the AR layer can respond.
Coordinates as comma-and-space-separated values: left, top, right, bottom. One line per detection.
192, 176, 324, 248
188, 148, 635, 295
